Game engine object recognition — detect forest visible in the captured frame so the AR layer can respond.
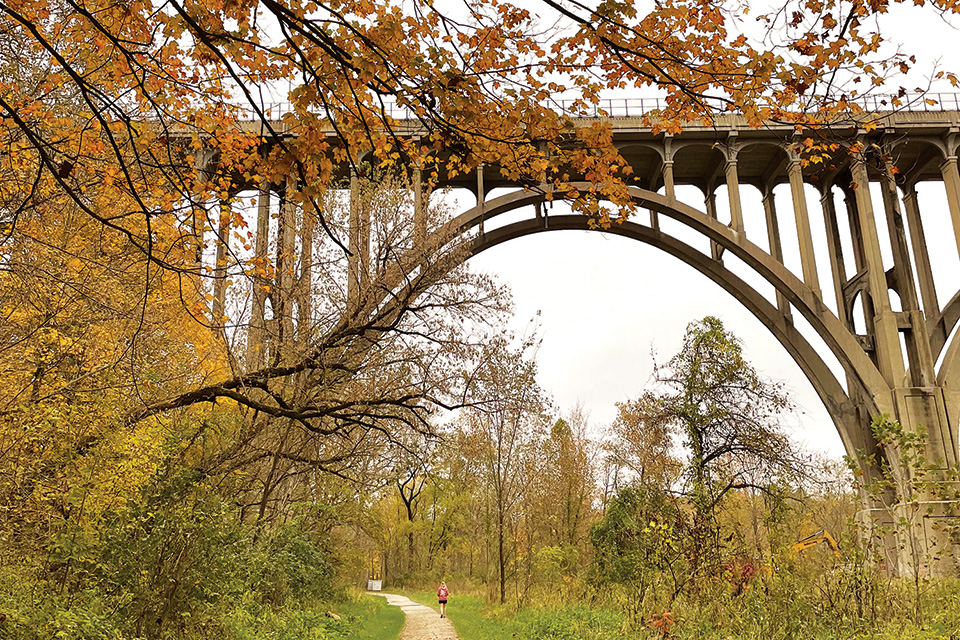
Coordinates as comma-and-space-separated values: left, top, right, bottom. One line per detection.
3, 0, 960, 636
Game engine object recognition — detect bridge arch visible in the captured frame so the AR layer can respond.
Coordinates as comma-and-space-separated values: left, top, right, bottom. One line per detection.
426, 185, 894, 456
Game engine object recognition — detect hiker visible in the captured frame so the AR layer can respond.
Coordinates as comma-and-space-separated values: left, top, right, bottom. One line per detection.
437, 581, 449, 618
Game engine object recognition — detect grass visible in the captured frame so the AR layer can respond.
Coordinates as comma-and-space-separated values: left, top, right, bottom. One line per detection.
401, 590, 629, 640
399, 579, 960, 640
333, 594, 405, 640
220, 593, 403, 640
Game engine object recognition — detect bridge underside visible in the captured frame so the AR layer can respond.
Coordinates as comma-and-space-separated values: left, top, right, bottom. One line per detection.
204, 110, 960, 575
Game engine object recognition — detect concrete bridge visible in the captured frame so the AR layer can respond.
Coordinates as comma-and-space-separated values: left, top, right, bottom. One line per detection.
200, 105, 960, 575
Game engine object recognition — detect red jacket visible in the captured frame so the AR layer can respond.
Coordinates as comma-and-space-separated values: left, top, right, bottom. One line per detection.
438, 585, 449, 599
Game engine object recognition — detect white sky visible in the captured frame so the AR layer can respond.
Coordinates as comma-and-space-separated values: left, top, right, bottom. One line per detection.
463, 4, 960, 459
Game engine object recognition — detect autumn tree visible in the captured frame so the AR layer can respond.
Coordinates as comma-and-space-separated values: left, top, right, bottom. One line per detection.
591, 485, 689, 616
2, 0, 958, 448
4, 0, 959, 288
520, 405, 599, 596
456, 334, 551, 604
606, 396, 682, 491
626, 317, 806, 576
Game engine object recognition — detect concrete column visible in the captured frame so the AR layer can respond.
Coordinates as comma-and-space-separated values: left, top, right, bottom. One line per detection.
191, 148, 219, 270
662, 161, 676, 199
901, 185, 940, 320
850, 159, 906, 386
879, 161, 935, 387
787, 159, 821, 297
762, 187, 791, 318
278, 179, 297, 349
298, 198, 315, 345
477, 164, 486, 236
705, 190, 723, 261
842, 186, 880, 342
247, 182, 271, 369
938, 156, 960, 260
843, 187, 867, 273
820, 186, 850, 327
212, 199, 231, 327
413, 163, 426, 244
725, 159, 744, 235
348, 170, 360, 307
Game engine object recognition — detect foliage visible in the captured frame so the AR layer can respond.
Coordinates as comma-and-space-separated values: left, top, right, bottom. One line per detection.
403, 591, 627, 640
4, 0, 959, 263
622, 317, 806, 576
404, 577, 960, 640
846, 414, 960, 618
223, 594, 402, 640
590, 486, 688, 616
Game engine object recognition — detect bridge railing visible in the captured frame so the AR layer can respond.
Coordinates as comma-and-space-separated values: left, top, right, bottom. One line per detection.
232, 92, 960, 122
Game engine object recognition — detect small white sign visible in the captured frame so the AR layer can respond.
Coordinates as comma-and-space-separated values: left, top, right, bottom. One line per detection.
367, 579, 382, 591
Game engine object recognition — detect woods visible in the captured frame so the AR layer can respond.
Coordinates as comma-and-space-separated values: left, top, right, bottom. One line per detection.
4, 0, 960, 636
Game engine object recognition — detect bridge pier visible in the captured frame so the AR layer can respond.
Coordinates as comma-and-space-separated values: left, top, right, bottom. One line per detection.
247, 179, 272, 370
878, 388, 960, 576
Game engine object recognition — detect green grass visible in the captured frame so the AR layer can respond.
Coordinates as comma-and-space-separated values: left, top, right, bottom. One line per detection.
400, 581, 960, 640
333, 594, 405, 640
219, 593, 403, 640
401, 591, 630, 640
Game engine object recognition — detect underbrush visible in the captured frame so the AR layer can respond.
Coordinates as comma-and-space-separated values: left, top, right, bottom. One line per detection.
0, 573, 401, 640
0, 561, 403, 640
401, 573, 960, 640
403, 590, 626, 640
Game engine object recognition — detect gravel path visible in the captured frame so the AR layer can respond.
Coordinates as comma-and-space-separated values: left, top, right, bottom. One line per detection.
368, 592, 459, 640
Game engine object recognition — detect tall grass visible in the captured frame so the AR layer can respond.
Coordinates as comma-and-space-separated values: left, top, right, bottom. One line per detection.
399, 576, 960, 640
402, 590, 628, 640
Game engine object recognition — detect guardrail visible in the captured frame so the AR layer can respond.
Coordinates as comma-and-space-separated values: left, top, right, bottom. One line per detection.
232, 92, 960, 122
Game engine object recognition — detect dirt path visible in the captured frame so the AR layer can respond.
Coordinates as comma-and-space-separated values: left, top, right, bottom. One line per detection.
368, 592, 459, 640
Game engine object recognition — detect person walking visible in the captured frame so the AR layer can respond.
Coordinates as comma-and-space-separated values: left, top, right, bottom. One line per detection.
437, 581, 449, 618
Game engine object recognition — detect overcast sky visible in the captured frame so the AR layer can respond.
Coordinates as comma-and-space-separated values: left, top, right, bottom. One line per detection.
463, 6, 960, 459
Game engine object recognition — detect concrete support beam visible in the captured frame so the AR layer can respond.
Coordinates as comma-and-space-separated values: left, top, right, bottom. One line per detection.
299, 198, 315, 345
477, 164, 486, 236
820, 187, 850, 328
348, 170, 360, 307
850, 159, 906, 387
901, 185, 940, 321
788, 158, 821, 298
879, 161, 936, 387
662, 160, 676, 199
762, 187, 791, 318
247, 181, 271, 369
278, 179, 297, 350
705, 191, 723, 261
213, 199, 231, 327
938, 156, 960, 261
414, 163, 426, 244
725, 159, 744, 235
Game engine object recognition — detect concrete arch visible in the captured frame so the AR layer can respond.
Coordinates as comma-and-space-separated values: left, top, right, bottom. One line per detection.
429, 185, 894, 456
737, 142, 791, 191
614, 141, 665, 161
887, 138, 948, 184
616, 143, 666, 191
933, 289, 960, 366
671, 143, 728, 194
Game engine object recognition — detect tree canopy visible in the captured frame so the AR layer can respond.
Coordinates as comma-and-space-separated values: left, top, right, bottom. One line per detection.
3, 0, 958, 251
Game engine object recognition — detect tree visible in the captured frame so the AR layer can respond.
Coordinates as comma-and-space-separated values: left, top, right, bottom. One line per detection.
626, 317, 806, 576
457, 334, 551, 603
4, 0, 958, 451
590, 485, 688, 617
538, 410, 596, 549
606, 396, 681, 491
4, 0, 957, 276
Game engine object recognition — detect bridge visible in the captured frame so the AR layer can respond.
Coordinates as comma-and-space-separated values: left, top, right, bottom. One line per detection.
197, 105, 960, 575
